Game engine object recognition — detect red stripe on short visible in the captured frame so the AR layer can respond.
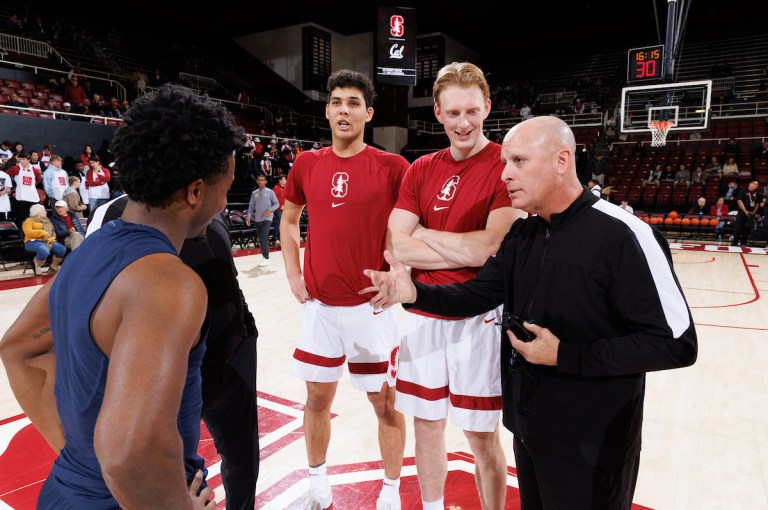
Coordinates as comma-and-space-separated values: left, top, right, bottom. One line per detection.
449, 392, 502, 411
347, 360, 389, 375
396, 379, 449, 401
293, 349, 346, 368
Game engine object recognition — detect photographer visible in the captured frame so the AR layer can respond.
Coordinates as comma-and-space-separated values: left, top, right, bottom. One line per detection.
363, 116, 698, 509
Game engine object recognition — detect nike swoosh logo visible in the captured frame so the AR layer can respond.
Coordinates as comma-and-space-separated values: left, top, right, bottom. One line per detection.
332, 202, 345, 208
433, 205, 448, 211
484, 318, 497, 324
373, 310, 384, 315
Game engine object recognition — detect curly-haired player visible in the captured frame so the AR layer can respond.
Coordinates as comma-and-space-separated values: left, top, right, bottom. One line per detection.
0, 84, 242, 510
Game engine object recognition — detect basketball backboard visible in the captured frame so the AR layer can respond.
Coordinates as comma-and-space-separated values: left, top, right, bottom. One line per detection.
620, 80, 712, 134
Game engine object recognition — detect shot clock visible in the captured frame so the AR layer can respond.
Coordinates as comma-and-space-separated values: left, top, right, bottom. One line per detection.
627, 45, 664, 83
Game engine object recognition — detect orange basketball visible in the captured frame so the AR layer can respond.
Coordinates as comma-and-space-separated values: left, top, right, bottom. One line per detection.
664, 217, 674, 225
674, 218, 682, 225
642, 216, 650, 223
691, 218, 700, 226
668, 210, 679, 219
681, 218, 691, 226
710, 218, 720, 227
650, 217, 660, 225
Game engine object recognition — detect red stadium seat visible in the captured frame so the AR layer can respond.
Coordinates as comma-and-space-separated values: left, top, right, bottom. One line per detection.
19, 82, 36, 91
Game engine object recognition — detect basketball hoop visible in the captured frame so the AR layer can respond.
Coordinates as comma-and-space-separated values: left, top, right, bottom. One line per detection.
648, 120, 674, 147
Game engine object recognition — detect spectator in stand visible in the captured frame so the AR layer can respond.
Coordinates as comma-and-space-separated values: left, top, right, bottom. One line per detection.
29, 151, 44, 173
73, 160, 89, 212
62, 175, 87, 218
43, 155, 69, 208
688, 197, 708, 217
751, 140, 768, 165
131, 67, 148, 97
40, 145, 53, 166
105, 97, 123, 118
710, 196, 729, 240
48, 76, 67, 95
0, 167, 11, 220
704, 155, 722, 177
85, 157, 110, 214
589, 153, 606, 186
722, 137, 740, 158
149, 68, 163, 88
0, 140, 12, 166
721, 179, 739, 209
22, 204, 67, 273
251, 137, 263, 159
63, 76, 87, 113
6, 152, 42, 227
721, 156, 739, 178
674, 163, 691, 189
506, 103, 519, 118
59, 102, 75, 121
520, 101, 533, 120
690, 164, 707, 185
737, 162, 753, 178
97, 139, 115, 169
89, 94, 106, 116
81, 145, 97, 169
5, 93, 26, 108
272, 174, 287, 246
51, 200, 85, 251
588, 178, 602, 197
620, 199, 633, 214
259, 152, 273, 184
237, 88, 249, 109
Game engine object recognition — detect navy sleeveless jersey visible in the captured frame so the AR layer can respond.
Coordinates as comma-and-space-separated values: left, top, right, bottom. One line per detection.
42, 219, 207, 509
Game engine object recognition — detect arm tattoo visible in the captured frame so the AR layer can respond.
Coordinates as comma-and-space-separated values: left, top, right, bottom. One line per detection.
32, 326, 51, 339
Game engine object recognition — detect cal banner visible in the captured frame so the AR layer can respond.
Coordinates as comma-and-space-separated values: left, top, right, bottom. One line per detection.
376, 7, 417, 86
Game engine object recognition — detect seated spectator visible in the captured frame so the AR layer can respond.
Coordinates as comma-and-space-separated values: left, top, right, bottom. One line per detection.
722, 137, 740, 158
120, 100, 130, 114
710, 196, 729, 239
90, 94, 107, 116
619, 199, 633, 214
721, 179, 739, 209
520, 101, 534, 120
688, 197, 708, 217
721, 156, 739, 177
674, 163, 691, 188
105, 97, 123, 118
704, 156, 722, 177
690, 165, 707, 185
643, 163, 662, 187
51, 200, 85, 251
660, 164, 675, 182
45, 98, 60, 112
22, 203, 67, 273
588, 179, 602, 197
752, 140, 768, 164
5, 93, 26, 108
62, 175, 87, 218
59, 102, 75, 121
506, 103, 519, 118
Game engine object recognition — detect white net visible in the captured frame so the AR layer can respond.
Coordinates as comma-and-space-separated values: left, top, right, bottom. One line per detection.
649, 121, 674, 147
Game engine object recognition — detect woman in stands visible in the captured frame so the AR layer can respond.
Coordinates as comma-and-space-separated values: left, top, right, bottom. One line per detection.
722, 156, 739, 177
80, 145, 98, 170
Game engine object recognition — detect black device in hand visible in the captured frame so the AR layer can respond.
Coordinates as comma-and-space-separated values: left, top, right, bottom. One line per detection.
498, 312, 536, 342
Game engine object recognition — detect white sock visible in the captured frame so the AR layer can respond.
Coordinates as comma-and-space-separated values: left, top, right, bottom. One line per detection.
422, 498, 444, 510
380, 476, 400, 499
308, 463, 329, 491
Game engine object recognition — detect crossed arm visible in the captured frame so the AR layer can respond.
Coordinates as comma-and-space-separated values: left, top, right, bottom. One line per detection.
387, 206, 523, 270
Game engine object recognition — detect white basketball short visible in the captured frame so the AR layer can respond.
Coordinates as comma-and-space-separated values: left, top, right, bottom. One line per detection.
394, 307, 503, 432
291, 299, 399, 393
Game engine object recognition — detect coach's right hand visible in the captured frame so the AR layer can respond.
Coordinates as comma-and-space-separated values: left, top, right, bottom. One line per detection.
362, 250, 417, 306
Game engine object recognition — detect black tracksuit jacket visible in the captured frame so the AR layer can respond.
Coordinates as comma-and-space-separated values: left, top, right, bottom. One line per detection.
407, 189, 698, 467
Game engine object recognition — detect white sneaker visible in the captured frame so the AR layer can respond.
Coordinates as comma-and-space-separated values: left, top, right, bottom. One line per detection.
376, 492, 401, 510
257, 258, 269, 268
301, 486, 332, 510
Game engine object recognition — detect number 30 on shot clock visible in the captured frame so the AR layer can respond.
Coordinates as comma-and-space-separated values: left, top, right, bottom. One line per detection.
627, 45, 664, 82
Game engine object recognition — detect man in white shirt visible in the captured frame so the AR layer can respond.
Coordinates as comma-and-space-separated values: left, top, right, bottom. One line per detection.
43, 155, 69, 208
588, 179, 602, 197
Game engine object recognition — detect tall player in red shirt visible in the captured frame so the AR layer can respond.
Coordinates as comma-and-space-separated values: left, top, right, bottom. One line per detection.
386, 63, 525, 509
281, 70, 409, 510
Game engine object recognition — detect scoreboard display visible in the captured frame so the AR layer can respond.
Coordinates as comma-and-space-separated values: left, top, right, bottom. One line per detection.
627, 45, 664, 82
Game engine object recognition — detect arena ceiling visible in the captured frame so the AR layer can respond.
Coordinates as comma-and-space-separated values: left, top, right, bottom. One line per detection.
118, 0, 758, 62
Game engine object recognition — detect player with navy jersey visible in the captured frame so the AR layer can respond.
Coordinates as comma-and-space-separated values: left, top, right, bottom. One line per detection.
281, 70, 409, 510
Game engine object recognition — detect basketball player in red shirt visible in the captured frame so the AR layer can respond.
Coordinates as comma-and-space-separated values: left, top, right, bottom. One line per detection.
386, 63, 525, 509
281, 70, 409, 510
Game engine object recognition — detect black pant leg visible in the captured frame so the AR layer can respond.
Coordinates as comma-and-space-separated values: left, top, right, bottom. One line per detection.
255, 221, 271, 258
513, 436, 640, 510
201, 361, 259, 510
